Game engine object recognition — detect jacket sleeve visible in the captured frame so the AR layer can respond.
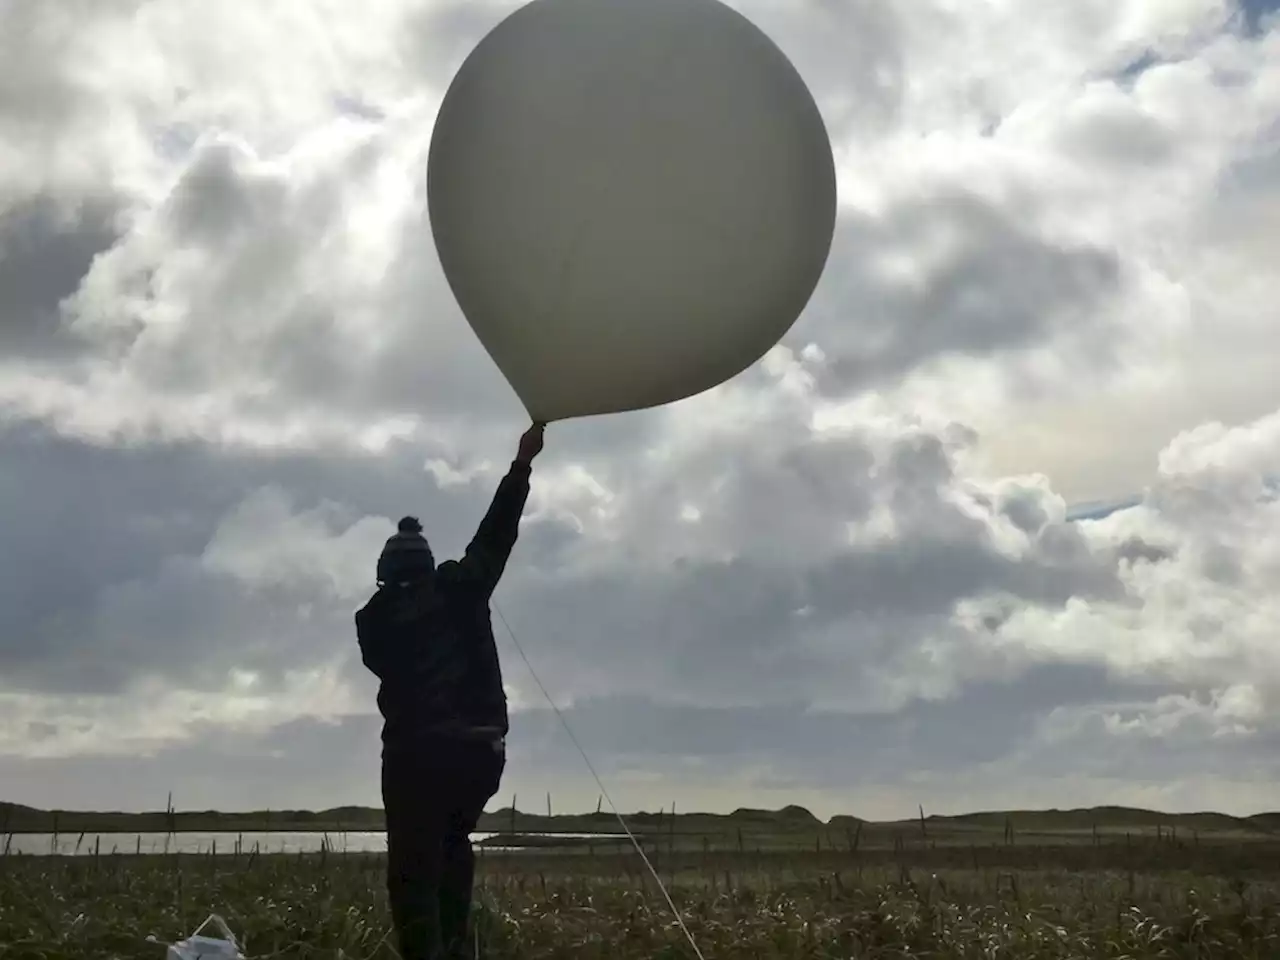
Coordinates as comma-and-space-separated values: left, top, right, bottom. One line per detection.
452, 459, 532, 598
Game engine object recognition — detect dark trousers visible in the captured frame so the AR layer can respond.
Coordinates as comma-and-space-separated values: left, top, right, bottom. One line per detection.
381, 736, 506, 960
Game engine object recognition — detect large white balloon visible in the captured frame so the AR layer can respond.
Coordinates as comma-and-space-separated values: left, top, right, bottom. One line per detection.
428, 0, 837, 422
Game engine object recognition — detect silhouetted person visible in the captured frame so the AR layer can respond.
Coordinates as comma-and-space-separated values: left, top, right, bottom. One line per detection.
356, 422, 545, 960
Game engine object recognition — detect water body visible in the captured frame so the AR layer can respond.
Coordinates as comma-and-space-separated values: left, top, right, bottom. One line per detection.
3, 830, 628, 857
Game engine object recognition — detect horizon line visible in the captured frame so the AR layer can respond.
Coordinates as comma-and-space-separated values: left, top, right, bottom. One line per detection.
4, 799, 1278, 823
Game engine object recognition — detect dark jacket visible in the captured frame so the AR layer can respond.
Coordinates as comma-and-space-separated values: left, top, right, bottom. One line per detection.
355, 460, 531, 747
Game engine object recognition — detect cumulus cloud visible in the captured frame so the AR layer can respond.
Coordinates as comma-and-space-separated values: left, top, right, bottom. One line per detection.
0, 0, 1278, 818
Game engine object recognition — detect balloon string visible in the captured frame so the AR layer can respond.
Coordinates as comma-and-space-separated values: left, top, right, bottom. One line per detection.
492, 601, 708, 960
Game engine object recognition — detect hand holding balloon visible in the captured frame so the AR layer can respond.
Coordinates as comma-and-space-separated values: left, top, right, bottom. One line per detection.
516, 422, 546, 465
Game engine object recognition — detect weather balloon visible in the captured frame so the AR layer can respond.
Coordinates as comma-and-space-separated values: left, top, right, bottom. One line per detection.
427, 0, 837, 422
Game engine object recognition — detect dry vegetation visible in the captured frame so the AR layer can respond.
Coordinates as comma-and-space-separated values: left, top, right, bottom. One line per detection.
3, 833, 1280, 959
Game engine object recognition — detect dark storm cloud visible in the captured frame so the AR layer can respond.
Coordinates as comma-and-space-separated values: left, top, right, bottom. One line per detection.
496, 544, 1123, 716
486, 425, 1127, 715
0, 713, 386, 813
0, 664, 1186, 813
0, 402, 1123, 714
0, 196, 118, 358
526, 663, 1164, 782
0, 422, 560, 693
1237, 0, 1280, 36
794, 191, 1123, 394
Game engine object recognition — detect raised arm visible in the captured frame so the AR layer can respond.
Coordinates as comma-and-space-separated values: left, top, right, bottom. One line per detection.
450, 422, 545, 597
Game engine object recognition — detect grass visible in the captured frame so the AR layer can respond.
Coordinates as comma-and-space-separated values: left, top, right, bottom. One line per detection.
3, 839, 1280, 958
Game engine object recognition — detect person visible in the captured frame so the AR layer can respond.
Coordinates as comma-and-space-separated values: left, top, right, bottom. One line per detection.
355, 421, 546, 960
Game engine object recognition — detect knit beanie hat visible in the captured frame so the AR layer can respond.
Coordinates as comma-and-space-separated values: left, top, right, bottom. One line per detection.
377, 516, 435, 584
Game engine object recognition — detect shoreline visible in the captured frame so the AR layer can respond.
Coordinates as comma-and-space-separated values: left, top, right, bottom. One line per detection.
3, 802, 1277, 840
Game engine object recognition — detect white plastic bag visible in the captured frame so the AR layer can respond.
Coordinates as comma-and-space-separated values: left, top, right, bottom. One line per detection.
164, 914, 244, 959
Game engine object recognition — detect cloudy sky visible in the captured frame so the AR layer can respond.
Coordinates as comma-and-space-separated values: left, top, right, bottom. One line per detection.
2, 0, 1279, 822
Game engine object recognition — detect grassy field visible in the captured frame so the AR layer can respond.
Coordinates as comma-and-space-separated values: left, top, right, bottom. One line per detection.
4, 833, 1280, 958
